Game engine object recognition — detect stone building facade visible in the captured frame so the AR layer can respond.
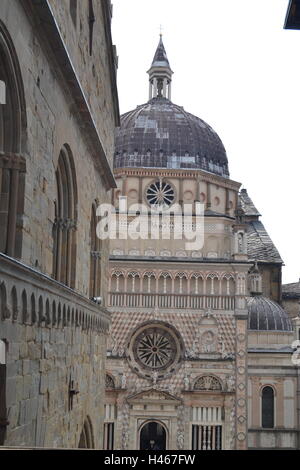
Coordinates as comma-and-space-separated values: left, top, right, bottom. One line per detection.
104, 37, 300, 450
0, 0, 119, 448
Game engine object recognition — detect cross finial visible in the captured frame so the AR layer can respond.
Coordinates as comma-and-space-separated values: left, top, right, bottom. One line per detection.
159, 24, 163, 37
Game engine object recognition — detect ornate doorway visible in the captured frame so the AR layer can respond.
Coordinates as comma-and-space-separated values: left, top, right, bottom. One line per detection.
139, 421, 166, 450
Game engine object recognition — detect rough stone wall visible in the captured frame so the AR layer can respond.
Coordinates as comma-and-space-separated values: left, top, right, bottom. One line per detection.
49, 0, 117, 165
2, 313, 106, 448
0, 0, 118, 448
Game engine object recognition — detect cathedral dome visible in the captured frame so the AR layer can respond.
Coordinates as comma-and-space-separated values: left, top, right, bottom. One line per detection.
114, 98, 229, 177
247, 296, 292, 331
114, 36, 229, 178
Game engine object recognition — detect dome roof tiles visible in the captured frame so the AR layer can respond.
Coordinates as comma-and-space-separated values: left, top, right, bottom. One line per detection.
247, 296, 292, 331
114, 98, 229, 178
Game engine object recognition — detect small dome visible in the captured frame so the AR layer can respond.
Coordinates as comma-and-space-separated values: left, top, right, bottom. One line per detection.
247, 296, 292, 331
114, 98, 229, 178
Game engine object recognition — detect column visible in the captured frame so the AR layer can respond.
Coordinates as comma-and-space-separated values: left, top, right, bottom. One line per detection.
234, 303, 248, 450
153, 78, 158, 98
149, 80, 152, 100
163, 78, 167, 98
168, 81, 172, 100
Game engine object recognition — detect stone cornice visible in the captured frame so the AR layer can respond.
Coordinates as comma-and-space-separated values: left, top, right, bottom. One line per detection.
113, 167, 241, 191
109, 256, 253, 268
0, 253, 110, 332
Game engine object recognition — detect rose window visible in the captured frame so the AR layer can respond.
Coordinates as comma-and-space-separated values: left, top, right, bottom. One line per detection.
135, 328, 176, 369
146, 181, 175, 209
127, 322, 183, 379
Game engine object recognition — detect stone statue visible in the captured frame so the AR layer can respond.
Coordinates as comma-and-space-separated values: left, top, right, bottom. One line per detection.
118, 347, 125, 357
121, 373, 127, 389
183, 375, 190, 391
177, 431, 184, 450
152, 370, 158, 387
201, 331, 215, 353
204, 309, 212, 318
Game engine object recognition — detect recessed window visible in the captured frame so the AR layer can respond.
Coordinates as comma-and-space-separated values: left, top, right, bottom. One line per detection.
262, 386, 274, 428
103, 423, 114, 450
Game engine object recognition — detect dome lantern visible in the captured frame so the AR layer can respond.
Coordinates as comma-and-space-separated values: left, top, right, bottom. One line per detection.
147, 34, 173, 100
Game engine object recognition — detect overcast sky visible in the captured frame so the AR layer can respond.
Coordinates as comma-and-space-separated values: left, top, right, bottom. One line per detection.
111, 0, 299, 284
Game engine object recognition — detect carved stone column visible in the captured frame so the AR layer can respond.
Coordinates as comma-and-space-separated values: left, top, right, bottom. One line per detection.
234, 299, 248, 450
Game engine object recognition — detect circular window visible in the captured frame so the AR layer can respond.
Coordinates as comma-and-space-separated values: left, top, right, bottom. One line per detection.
127, 322, 183, 379
146, 181, 175, 209
134, 327, 176, 370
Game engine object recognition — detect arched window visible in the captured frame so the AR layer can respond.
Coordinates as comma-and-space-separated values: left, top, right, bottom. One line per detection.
53, 145, 77, 288
89, 203, 101, 298
262, 386, 275, 428
0, 21, 27, 258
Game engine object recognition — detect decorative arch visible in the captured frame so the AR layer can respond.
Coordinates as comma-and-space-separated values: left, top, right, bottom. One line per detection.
206, 273, 220, 295
193, 375, 223, 392
158, 272, 172, 294
139, 419, 168, 451
52, 145, 78, 288
111, 271, 125, 293
127, 271, 140, 293
0, 20, 27, 258
221, 273, 235, 295
174, 272, 188, 295
190, 273, 204, 295
142, 271, 156, 294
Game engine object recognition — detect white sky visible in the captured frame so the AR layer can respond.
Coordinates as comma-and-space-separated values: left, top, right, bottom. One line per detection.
111, 0, 299, 284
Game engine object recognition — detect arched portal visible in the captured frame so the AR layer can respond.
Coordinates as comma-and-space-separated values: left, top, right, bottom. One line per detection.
78, 416, 95, 449
139, 421, 167, 450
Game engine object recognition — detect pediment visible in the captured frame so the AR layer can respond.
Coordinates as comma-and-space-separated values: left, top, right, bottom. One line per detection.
127, 388, 182, 405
